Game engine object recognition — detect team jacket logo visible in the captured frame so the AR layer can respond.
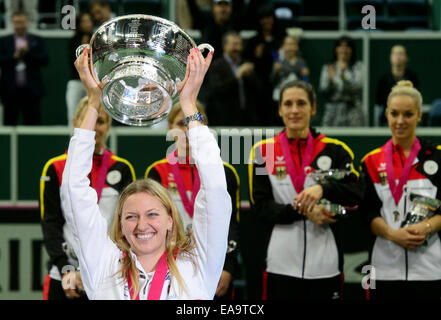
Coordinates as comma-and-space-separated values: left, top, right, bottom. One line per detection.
275, 166, 287, 180
378, 162, 388, 185
275, 156, 285, 164
423, 160, 438, 175
317, 155, 332, 170
106, 170, 122, 185
379, 171, 388, 185
168, 182, 178, 194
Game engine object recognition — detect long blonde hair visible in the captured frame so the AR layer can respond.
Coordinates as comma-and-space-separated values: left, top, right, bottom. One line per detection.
109, 179, 196, 299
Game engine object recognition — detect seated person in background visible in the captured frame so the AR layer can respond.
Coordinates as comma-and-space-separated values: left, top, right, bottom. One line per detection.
376, 45, 419, 126
187, 0, 243, 59
177, 0, 212, 30
244, 4, 286, 126
271, 35, 309, 103
40, 97, 135, 300
205, 31, 263, 126
145, 102, 240, 299
89, 0, 115, 30
319, 36, 365, 127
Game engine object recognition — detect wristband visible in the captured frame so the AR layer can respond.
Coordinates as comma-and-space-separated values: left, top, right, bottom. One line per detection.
182, 111, 204, 126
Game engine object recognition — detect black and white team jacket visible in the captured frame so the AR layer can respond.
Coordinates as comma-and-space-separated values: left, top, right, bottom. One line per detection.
249, 128, 363, 279
40, 150, 135, 280
360, 138, 441, 281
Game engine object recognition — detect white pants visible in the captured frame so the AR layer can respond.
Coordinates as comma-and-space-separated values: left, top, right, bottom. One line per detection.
66, 80, 86, 126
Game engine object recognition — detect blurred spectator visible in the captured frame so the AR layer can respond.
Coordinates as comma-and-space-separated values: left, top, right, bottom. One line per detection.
177, 0, 212, 30
205, 31, 263, 126
241, 0, 268, 30
271, 35, 309, 103
66, 12, 94, 126
89, 0, 116, 29
0, 11, 48, 125
244, 4, 286, 126
187, 0, 243, 59
319, 36, 365, 127
5, 0, 38, 30
376, 45, 419, 126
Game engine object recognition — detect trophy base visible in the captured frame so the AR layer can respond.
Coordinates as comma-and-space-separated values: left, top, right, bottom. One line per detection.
101, 60, 176, 126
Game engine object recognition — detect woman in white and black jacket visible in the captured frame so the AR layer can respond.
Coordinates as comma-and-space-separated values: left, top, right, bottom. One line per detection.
249, 80, 363, 300
60, 46, 232, 300
360, 81, 441, 300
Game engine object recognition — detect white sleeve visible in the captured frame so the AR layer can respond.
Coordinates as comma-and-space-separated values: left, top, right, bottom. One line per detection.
60, 128, 120, 297
187, 126, 232, 297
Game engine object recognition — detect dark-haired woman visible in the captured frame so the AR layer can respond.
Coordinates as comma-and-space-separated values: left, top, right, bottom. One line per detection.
249, 80, 363, 299
319, 36, 365, 126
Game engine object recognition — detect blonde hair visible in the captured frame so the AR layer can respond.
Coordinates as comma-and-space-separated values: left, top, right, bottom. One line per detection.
109, 179, 196, 299
168, 101, 208, 126
73, 96, 112, 127
386, 80, 422, 113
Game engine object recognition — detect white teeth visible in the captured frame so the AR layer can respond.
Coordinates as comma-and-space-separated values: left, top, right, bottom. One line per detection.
136, 233, 154, 240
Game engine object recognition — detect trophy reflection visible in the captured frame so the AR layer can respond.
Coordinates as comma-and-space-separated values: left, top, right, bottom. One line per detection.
307, 169, 354, 216
401, 193, 441, 228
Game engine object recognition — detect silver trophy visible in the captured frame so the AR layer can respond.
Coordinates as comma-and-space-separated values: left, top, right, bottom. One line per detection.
401, 193, 441, 228
308, 169, 354, 216
76, 14, 213, 126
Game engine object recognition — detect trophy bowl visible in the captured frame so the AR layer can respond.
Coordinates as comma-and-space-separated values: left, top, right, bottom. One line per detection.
76, 14, 213, 126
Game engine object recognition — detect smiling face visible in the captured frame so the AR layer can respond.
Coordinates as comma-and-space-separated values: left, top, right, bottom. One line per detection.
121, 192, 172, 258
279, 86, 316, 137
386, 95, 421, 142
223, 34, 243, 62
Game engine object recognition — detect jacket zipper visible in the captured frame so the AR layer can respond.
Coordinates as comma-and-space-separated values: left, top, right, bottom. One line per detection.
297, 139, 307, 279
398, 145, 409, 281
404, 198, 408, 281
302, 218, 307, 279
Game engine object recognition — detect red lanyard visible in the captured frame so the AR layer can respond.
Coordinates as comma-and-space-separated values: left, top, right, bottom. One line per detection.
384, 138, 421, 206
279, 130, 315, 194
127, 251, 168, 300
94, 149, 111, 203
166, 150, 200, 218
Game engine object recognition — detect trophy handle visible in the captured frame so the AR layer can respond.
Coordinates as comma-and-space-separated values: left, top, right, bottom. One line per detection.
75, 44, 90, 58
197, 43, 214, 54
